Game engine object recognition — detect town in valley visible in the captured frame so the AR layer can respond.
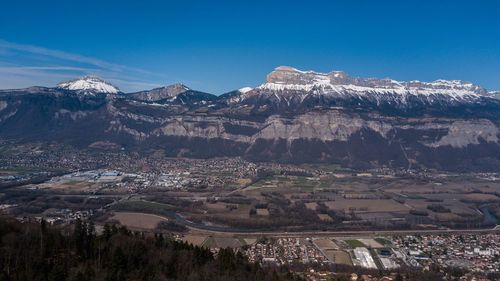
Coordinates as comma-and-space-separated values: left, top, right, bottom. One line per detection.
1, 144, 499, 280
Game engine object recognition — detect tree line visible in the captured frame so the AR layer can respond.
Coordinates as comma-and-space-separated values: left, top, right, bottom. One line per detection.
0, 217, 302, 281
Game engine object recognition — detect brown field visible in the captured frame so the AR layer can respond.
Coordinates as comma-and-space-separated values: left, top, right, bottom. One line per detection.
317, 214, 333, 222
324, 250, 352, 265
41, 180, 96, 192
344, 193, 377, 199
357, 238, 383, 248
461, 193, 499, 203
203, 202, 252, 219
421, 193, 499, 203
205, 202, 229, 212
431, 212, 464, 222
214, 237, 242, 248
305, 202, 319, 210
357, 212, 395, 220
237, 178, 253, 186
203, 237, 242, 248
325, 199, 409, 213
314, 238, 338, 250
256, 208, 270, 216
183, 235, 207, 246
406, 197, 480, 218
244, 238, 257, 245
109, 212, 168, 229
404, 199, 431, 210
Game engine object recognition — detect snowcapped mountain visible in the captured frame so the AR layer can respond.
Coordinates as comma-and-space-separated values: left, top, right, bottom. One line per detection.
260, 66, 486, 96
57, 76, 120, 94
1, 67, 500, 171
231, 66, 490, 111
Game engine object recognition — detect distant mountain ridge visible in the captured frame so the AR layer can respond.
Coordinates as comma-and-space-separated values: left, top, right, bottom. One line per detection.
126, 83, 218, 107
1, 67, 500, 171
127, 83, 191, 102
262, 66, 486, 96
226, 67, 492, 114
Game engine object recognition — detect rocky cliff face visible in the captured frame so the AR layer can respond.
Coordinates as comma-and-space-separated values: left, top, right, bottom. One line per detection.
262, 66, 486, 96
127, 83, 190, 102
1, 69, 500, 171
228, 67, 491, 116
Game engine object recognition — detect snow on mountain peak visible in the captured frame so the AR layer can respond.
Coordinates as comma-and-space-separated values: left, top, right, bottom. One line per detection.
259, 66, 487, 99
57, 76, 120, 94
488, 91, 500, 99
238, 87, 253, 93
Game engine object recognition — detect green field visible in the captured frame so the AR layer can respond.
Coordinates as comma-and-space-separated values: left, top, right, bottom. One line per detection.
344, 239, 366, 248
375, 238, 392, 246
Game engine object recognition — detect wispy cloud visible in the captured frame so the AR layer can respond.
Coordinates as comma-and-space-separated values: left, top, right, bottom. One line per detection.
0, 39, 165, 92
0, 66, 101, 72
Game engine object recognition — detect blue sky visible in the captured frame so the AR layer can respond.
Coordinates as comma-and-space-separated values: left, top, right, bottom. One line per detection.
1, 0, 499, 94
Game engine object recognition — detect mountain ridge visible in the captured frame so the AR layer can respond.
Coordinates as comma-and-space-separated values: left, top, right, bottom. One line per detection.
1, 67, 500, 172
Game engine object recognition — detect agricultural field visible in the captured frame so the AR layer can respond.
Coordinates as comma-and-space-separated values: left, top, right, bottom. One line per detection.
305, 202, 319, 210
343, 239, 366, 248
324, 198, 409, 213
108, 212, 169, 230
314, 238, 339, 250
202, 237, 244, 248
357, 238, 384, 248
256, 208, 270, 216
164, 170, 500, 231
317, 214, 333, 222
3, 157, 499, 232
324, 250, 353, 266
182, 235, 207, 246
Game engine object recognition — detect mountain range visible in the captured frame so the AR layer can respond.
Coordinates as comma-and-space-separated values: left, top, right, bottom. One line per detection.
1, 66, 500, 171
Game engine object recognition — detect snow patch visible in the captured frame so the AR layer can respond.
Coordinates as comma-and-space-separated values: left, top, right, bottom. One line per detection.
238, 87, 253, 94
57, 76, 120, 94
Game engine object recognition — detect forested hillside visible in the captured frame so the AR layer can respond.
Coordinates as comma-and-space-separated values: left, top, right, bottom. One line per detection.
0, 218, 302, 281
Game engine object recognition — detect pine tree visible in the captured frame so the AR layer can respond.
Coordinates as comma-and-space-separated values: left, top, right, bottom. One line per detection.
103, 223, 112, 240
